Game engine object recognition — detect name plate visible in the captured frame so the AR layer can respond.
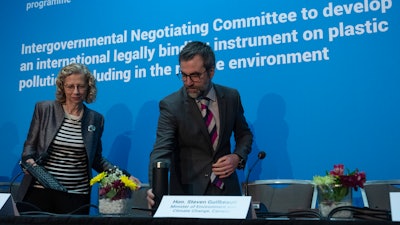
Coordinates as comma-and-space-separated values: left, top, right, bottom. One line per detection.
390, 192, 400, 221
0, 193, 19, 216
153, 195, 251, 219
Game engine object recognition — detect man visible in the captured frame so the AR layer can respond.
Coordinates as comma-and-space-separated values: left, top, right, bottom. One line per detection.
147, 41, 253, 207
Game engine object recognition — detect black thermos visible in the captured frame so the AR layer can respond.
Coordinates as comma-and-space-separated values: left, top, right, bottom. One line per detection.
152, 161, 169, 210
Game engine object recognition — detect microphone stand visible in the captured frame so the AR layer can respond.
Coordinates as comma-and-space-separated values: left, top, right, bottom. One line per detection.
244, 151, 266, 196
245, 158, 260, 196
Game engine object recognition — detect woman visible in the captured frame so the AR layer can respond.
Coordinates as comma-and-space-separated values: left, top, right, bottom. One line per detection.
17, 63, 140, 214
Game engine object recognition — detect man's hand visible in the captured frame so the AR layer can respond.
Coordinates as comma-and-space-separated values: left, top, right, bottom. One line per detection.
212, 154, 240, 179
147, 188, 155, 209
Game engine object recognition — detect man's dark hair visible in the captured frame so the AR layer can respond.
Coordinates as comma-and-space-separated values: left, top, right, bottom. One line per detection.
179, 41, 215, 71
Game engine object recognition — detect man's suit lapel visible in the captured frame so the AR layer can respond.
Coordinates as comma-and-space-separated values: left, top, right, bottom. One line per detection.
214, 86, 226, 154
184, 94, 214, 154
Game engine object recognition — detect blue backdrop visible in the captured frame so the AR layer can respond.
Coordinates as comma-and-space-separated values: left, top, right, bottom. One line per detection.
0, 0, 398, 207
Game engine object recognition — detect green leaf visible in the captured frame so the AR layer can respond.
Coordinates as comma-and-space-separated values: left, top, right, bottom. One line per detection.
105, 189, 117, 199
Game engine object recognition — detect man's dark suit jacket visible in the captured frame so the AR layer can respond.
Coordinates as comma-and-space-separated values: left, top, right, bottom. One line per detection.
149, 83, 253, 196
16, 100, 116, 202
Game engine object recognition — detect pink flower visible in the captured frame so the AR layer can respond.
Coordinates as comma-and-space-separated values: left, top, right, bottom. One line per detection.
329, 164, 344, 176
314, 164, 367, 202
99, 186, 111, 196
112, 180, 124, 188
329, 164, 366, 191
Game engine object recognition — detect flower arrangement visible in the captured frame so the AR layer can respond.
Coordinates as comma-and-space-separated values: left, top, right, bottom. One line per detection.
313, 164, 366, 202
90, 167, 139, 200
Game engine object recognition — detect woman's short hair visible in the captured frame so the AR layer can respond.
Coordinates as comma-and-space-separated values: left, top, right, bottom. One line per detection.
55, 63, 97, 104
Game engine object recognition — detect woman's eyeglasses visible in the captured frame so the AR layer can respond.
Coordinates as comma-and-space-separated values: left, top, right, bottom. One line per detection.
64, 84, 87, 91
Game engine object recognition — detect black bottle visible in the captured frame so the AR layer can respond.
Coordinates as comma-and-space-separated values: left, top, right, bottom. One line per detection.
152, 161, 169, 210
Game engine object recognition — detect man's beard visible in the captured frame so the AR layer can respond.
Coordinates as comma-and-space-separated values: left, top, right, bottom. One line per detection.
186, 82, 211, 99
187, 88, 207, 99
188, 91, 200, 99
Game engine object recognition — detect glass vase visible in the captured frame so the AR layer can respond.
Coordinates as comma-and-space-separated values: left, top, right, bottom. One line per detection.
98, 197, 131, 215
317, 184, 352, 218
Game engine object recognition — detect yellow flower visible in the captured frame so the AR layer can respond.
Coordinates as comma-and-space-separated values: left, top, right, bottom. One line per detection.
90, 171, 106, 186
120, 175, 139, 190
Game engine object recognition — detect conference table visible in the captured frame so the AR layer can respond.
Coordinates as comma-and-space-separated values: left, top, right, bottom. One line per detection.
1, 216, 398, 225
1, 215, 399, 225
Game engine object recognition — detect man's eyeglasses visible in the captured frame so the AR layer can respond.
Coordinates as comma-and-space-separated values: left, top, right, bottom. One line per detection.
177, 70, 207, 82
64, 84, 87, 91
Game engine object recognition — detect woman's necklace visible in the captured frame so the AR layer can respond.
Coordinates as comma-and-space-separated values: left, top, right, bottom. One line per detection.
63, 105, 83, 123
65, 111, 83, 123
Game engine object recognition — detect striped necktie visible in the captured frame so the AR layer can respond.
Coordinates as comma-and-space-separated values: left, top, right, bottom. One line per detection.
200, 98, 224, 190
200, 98, 218, 150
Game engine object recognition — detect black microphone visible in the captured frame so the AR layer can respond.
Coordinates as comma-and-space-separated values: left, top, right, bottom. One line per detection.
244, 151, 266, 196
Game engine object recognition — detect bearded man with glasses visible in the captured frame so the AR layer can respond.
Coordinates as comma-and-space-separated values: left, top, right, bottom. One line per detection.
147, 41, 253, 209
